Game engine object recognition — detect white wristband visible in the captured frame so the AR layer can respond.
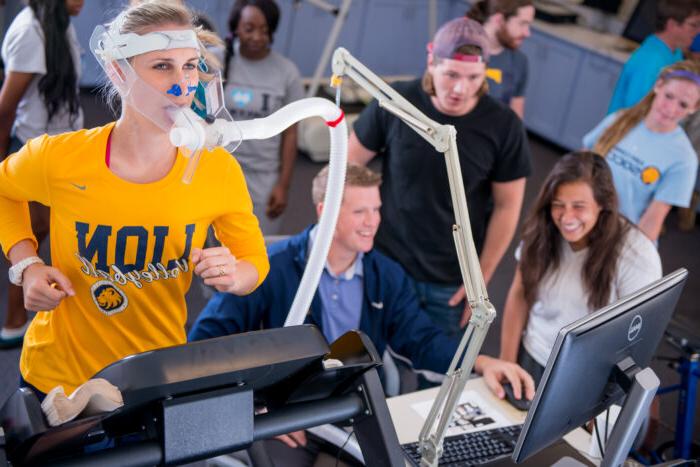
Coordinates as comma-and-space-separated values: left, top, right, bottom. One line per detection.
9, 256, 45, 286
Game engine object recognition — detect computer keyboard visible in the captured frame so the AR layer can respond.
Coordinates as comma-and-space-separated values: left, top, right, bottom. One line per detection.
402, 424, 522, 466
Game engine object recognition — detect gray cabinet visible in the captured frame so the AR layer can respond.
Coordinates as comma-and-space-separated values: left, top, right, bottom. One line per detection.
357, 0, 429, 76
72, 0, 124, 89
67, 0, 470, 86
521, 29, 624, 150
521, 30, 582, 142
559, 53, 621, 149
283, 0, 369, 77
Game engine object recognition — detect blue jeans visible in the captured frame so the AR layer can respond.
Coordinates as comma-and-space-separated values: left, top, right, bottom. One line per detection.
411, 280, 464, 338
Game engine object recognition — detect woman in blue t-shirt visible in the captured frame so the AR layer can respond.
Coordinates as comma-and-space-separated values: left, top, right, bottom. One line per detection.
583, 60, 700, 242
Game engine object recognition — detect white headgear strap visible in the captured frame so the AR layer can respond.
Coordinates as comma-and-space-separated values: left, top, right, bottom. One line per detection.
97, 29, 200, 60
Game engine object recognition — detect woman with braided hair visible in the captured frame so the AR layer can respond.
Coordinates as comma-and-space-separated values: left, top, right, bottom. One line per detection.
0, 0, 85, 348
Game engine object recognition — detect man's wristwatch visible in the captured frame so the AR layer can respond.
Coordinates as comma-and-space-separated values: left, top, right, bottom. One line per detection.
9, 256, 44, 286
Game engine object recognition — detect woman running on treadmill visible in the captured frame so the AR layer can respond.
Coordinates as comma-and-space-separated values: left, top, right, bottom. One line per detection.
0, 1, 269, 399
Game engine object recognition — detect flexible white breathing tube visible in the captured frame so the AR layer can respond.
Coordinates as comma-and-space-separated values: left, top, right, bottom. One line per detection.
170, 97, 347, 328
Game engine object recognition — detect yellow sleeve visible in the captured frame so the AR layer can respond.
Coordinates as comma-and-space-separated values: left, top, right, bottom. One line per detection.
212, 158, 269, 292
0, 135, 51, 256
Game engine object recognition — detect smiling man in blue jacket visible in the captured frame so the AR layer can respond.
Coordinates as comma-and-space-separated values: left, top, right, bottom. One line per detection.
190, 164, 533, 400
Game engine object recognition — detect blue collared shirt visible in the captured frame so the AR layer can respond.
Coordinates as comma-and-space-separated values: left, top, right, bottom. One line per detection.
309, 227, 364, 343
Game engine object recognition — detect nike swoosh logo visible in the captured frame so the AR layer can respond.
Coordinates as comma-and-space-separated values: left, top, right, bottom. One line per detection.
371, 301, 384, 309
71, 183, 87, 190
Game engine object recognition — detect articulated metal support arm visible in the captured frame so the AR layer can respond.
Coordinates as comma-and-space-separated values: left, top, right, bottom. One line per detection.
331, 47, 497, 467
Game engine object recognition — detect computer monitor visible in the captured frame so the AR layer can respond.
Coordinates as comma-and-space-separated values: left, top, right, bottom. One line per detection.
622, 0, 657, 44
513, 268, 688, 465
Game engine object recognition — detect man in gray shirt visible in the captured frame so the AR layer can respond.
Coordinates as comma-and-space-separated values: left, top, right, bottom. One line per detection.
468, 0, 535, 118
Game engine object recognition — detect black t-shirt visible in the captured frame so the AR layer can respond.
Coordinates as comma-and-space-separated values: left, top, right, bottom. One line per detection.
353, 79, 531, 285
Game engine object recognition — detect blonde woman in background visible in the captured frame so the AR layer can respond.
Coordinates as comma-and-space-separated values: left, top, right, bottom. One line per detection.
583, 60, 700, 242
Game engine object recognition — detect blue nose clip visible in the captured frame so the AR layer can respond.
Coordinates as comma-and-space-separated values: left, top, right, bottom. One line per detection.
167, 84, 183, 97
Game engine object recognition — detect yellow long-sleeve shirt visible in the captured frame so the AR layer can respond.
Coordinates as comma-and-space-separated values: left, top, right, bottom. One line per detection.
0, 123, 269, 394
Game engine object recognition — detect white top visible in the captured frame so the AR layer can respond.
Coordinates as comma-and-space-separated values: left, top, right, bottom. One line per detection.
1, 7, 83, 142
522, 227, 662, 366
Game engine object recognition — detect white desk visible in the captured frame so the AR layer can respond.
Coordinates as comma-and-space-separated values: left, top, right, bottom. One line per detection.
386, 377, 598, 466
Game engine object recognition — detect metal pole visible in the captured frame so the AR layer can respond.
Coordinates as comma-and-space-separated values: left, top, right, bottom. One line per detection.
330, 47, 496, 467
307, 0, 353, 98
428, 0, 438, 39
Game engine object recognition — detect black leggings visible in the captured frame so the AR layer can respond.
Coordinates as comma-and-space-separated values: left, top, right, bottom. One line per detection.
19, 375, 47, 402
517, 344, 546, 388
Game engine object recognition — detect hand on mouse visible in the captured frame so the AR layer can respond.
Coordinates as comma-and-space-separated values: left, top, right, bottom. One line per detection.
475, 355, 536, 401
502, 382, 534, 411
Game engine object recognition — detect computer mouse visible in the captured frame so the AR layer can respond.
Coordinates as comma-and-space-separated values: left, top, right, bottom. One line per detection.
502, 383, 532, 411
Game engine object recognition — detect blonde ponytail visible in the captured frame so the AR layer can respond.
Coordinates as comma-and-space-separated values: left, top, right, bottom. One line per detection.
594, 60, 700, 157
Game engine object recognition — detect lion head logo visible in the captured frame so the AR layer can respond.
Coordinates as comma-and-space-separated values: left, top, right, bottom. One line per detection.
97, 287, 122, 309
90, 281, 128, 316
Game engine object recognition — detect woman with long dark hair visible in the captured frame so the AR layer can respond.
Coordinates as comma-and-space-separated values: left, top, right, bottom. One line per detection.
223, 0, 304, 234
0, 0, 84, 347
584, 60, 700, 243
499, 151, 662, 384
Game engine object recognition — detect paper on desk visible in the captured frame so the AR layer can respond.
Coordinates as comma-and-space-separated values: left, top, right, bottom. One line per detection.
410, 390, 512, 436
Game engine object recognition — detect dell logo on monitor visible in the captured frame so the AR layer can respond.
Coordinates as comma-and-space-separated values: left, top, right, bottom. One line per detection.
628, 315, 643, 341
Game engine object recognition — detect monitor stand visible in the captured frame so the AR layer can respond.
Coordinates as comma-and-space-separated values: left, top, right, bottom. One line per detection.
551, 457, 588, 467
533, 357, 658, 467
601, 357, 659, 467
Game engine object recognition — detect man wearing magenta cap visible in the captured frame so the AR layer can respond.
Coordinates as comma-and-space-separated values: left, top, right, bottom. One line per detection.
348, 17, 531, 339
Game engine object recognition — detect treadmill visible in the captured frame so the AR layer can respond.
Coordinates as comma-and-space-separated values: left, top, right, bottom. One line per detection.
0, 325, 404, 466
